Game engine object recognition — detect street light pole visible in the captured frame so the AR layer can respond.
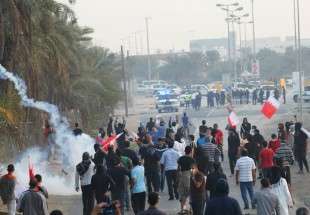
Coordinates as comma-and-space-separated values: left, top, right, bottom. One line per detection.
145, 17, 152, 80
251, 0, 256, 57
296, 0, 303, 120
226, 7, 231, 60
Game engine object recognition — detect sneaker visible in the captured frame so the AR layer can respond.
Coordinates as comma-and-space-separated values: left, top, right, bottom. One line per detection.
297, 170, 304, 174
168, 197, 174, 201
252, 205, 256, 209
244, 206, 249, 210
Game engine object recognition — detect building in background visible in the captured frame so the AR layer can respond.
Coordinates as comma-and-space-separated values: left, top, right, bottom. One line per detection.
190, 35, 310, 57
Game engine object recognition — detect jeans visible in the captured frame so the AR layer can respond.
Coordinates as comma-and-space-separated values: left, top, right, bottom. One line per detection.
160, 168, 165, 192
7, 199, 16, 215
240, 182, 254, 208
145, 169, 160, 193
81, 185, 94, 215
228, 155, 237, 175
165, 170, 179, 199
131, 192, 146, 214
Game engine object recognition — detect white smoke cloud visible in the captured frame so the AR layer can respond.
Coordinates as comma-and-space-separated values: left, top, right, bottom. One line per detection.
0, 64, 95, 195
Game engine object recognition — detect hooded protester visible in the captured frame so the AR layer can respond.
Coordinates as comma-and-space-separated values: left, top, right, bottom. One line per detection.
294, 122, 309, 174
91, 164, 114, 204
75, 152, 95, 215
240, 118, 251, 139
92, 143, 107, 168
205, 179, 242, 215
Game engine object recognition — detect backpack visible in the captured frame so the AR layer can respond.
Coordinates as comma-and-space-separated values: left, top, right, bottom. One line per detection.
197, 137, 206, 146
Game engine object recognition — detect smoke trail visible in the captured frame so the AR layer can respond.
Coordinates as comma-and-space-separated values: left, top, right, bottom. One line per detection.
0, 64, 95, 195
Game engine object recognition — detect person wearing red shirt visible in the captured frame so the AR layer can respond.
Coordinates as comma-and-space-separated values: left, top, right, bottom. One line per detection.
259, 141, 274, 179
213, 123, 224, 161
268, 134, 280, 153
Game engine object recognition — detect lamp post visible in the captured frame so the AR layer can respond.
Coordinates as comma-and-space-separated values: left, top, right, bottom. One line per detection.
216, 2, 239, 61
145, 17, 152, 80
296, 0, 303, 120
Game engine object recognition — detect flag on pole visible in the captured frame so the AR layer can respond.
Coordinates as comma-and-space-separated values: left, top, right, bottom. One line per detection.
261, 97, 280, 119
28, 157, 35, 180
101, 133, 123, 152
228, 111, 240, 128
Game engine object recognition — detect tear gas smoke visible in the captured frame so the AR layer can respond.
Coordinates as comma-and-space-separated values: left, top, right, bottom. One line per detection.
0, 64, 95, 195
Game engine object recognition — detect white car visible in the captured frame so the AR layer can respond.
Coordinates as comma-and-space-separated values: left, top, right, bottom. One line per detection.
167, 84, 182, 95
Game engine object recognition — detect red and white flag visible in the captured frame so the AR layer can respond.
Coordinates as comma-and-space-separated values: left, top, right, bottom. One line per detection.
28, 157, 35, 180
101, 133, 123, 152
228, 111, 240, 128
261, 97, 280, 119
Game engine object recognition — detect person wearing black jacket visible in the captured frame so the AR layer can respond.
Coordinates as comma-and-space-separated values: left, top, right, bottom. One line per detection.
252, 129, 265, 163
139, 135, 161, 193
240, 118, 251, 139
206, 162, 227, 199
92, 144, 106, 168
108, 156, 131, 214
228, 128, 240, 176
91, 165, 114, 203
205, 179, 242, 215
294, 122, 309, 174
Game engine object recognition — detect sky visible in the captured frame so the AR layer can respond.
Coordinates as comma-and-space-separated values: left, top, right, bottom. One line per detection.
66, 0, 310, 53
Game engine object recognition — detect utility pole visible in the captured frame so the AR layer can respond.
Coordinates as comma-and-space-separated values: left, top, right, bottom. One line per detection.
145, 17, 152, 80
121, 46, 128, 117
251, 0, 256, 57
134, 32, 139, 55
226, 7, 231, 60
296, 0, 303, 121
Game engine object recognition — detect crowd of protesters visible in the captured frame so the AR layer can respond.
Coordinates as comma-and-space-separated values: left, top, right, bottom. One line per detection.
0, 113, 310, 215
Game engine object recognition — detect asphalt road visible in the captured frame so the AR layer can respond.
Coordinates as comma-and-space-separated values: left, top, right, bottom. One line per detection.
70, 95, 303, 215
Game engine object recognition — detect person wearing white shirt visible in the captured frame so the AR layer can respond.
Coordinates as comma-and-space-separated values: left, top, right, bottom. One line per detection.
160, 140, 180, 200
235, 149, 256, 210
75, 152, 95, 215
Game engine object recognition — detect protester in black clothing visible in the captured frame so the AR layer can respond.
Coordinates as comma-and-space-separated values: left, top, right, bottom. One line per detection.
240, 118, 251, 139
92, 144, 106, 167
106, 146, 118, 170
108, 156, 131, 214
139, 192, 167, 215
146, 118, 155, 132
252, 129, 265, 162
120, 141, 139, 162
91, 165, 114, 203
139, 135, 161, 193
206, 162, 227, 199
73, 122, 83, 136
205, 179, 242, 215
294, 123, 309, 174
199, 120, 208, 135
228, 128, 240, 175
107, 117, 113, 137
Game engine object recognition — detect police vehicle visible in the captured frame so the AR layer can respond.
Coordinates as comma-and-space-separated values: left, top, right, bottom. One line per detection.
154, 90, 179, 113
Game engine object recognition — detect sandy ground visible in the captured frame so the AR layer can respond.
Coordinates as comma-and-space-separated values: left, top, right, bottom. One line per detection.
1, 93, 310, 214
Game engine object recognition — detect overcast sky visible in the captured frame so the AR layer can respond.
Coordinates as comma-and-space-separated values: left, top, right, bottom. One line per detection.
68, 0, 310, 53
